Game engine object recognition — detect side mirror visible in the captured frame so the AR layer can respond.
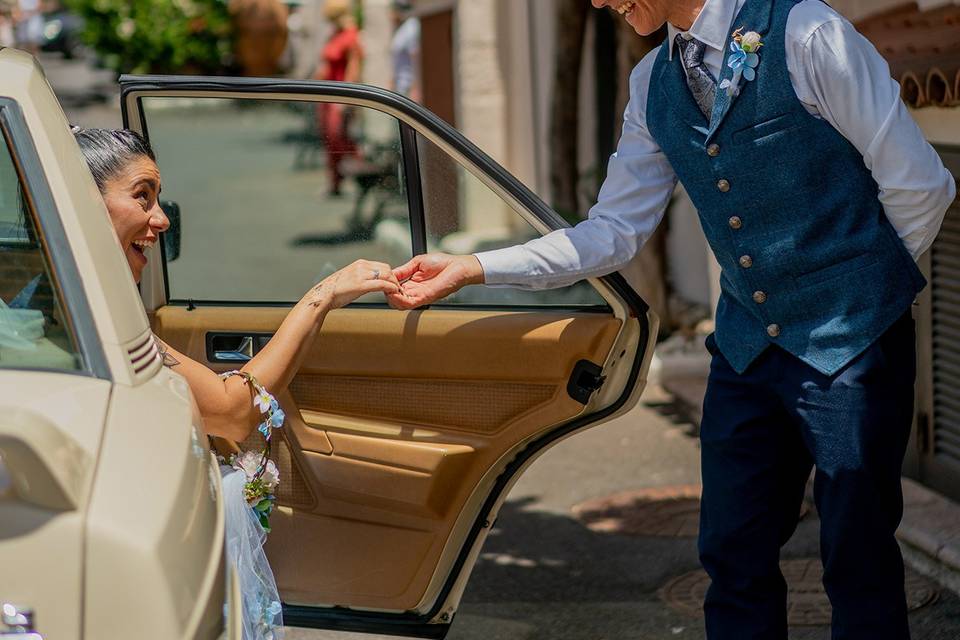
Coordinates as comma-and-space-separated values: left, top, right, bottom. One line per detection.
160, 200, 181, 262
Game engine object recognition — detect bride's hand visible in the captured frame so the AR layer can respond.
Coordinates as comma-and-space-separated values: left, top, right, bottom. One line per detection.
304, 260, 401, 311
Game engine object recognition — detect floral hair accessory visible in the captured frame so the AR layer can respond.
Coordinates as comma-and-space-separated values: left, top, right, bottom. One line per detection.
220, 370, 285, 532
720, 27, 763, 97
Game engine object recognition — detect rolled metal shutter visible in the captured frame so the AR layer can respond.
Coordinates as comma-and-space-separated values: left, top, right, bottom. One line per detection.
931, 193, 960, 467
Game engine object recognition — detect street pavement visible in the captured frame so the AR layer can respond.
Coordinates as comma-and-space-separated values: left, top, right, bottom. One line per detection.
41, 52, 960, 640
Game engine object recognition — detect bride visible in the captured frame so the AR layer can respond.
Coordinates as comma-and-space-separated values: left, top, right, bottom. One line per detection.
72, 126, 400, 639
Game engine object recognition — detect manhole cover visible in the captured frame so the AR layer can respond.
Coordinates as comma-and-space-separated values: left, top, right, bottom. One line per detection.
573, 485, 702, 537
660, 558, 939, 626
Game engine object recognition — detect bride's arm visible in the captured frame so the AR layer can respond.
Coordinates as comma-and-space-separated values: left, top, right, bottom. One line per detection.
157, 260, 399, 441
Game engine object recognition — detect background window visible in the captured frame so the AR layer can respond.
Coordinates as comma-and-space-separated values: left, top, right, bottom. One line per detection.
416, 133, 607, 307
0, 130, 81, 370
142, 97, 412, 303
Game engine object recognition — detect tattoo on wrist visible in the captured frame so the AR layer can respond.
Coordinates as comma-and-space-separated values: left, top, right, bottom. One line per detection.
308, 274, 340, 308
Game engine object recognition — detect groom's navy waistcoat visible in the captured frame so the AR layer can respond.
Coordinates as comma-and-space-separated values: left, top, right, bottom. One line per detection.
646, 0, 926, 375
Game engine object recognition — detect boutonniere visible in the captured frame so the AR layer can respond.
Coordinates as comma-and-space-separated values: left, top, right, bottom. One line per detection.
719, 27, 763, 97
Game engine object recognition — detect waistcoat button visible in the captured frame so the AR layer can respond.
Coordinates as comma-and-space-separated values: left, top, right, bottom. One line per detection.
728, 216, 742, 229
767, 324, 781, 338
707, 143, 721, 157
739, 255, 753, 269
717, 179, 731, 192
753, 291, 767, 304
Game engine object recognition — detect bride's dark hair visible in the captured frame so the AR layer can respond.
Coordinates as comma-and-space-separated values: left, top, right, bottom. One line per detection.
71, 127, 156, 192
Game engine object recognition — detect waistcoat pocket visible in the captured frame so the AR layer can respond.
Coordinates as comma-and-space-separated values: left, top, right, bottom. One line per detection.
732, 112, 800, 145
795, 252, 880, 288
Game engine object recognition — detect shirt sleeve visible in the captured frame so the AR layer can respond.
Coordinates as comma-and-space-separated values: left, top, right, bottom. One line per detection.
475, 53, 678, 289
788, 7, 956, 259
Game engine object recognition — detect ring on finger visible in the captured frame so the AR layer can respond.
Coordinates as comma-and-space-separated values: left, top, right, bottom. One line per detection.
372, 268, 381, 280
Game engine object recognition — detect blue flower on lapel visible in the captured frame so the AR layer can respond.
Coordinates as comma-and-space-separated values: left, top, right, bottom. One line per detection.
719, 28, 763, 97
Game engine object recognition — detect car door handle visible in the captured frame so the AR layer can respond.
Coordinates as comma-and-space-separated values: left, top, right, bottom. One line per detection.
208, 335, 254, 363
206, 333, 273, 364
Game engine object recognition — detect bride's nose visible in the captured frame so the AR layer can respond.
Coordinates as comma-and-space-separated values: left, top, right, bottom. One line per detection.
149, 200, 170, 233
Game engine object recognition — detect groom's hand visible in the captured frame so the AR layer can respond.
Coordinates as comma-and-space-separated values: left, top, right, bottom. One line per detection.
387, 253, 485, 309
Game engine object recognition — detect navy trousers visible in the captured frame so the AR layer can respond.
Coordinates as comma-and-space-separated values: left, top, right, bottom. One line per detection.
699, 311, 916, 640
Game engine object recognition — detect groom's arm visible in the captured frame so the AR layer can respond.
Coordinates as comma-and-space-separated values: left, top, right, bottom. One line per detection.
388, 54, 678, 309
476, 55, 678, 290
787, 2, 955, 259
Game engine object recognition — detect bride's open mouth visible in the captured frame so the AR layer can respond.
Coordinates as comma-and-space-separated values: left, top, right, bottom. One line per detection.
130, 238, 155, 261
616, 0, 638, 17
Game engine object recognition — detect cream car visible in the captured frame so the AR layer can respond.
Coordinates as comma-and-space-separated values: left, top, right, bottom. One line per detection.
0, 47, 656, 639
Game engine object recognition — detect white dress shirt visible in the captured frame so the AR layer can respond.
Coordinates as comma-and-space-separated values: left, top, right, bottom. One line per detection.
476, 0, 956, 289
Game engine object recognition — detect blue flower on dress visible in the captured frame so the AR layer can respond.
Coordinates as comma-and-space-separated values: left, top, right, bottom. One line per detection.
720, 29, 763, 96
258, 421, 271, 438
269, 408, 285, 429
265, 600, 283, 623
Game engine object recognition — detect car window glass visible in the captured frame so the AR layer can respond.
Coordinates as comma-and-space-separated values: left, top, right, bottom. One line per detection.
141, 97, 412, 303
416, 133, 607, 307
0, 130, 81, 370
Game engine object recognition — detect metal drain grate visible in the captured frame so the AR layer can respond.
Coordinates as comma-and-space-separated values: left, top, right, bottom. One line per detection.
660, 558, 939, 626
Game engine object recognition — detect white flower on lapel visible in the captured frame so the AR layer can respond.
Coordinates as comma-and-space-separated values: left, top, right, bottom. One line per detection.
720, 28, 763, 97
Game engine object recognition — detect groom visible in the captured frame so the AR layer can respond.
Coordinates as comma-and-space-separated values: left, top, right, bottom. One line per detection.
389, 0, 955, 638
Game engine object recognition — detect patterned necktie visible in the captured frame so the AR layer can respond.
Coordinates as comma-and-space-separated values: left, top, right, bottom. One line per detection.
675, 34, 717, 120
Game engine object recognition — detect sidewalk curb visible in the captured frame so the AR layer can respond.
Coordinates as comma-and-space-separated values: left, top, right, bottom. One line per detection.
898, 478, 960, 597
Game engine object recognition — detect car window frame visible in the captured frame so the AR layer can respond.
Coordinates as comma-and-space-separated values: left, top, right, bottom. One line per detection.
0, 99, 109, 378
121, 78, 631, 314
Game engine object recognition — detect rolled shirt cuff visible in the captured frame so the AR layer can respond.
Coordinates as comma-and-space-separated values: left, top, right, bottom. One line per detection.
474, 247, 538, 288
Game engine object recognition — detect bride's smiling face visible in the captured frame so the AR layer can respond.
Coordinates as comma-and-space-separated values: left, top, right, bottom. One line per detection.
100, 156, 169, 284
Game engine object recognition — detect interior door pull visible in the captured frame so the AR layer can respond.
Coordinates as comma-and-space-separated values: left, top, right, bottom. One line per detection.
208, 335, 255, 363
567, 360, 606, 404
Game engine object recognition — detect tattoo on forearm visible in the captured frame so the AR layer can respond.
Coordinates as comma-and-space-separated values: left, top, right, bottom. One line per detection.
308, 274, 340, 308
155, 337, 181, 368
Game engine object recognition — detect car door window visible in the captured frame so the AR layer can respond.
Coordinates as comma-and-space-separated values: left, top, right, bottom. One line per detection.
417, 133, 607, 307
140, 97, 411, 303
0, 128, 81, 370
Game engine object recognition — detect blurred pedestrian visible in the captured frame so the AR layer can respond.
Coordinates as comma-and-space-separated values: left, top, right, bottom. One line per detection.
314, 0, 363, 196
14, 0, 42, 54
390, 0, 420, 101
0, 0, 16, 48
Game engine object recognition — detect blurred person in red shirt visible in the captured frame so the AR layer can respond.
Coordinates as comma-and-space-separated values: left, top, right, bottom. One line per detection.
314, 0, 363, 197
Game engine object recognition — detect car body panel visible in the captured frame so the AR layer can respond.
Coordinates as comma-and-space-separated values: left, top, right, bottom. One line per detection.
0, 49, 237, 639
84, 370, 226, 640
0, 372, 109, 640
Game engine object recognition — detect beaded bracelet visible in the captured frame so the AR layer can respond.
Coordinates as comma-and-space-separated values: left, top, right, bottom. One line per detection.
220, 370, 285, 531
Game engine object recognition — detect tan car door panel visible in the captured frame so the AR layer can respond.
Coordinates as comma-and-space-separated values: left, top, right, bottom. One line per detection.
153, 304, 620, 609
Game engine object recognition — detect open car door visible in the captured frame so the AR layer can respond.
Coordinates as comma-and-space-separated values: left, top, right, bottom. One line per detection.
120, 76, 656, 638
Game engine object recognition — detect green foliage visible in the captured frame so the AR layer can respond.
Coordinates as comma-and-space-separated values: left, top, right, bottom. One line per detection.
65, 0, 233, 74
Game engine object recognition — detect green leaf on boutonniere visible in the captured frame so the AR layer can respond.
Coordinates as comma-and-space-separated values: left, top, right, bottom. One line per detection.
255, 499, 273, 513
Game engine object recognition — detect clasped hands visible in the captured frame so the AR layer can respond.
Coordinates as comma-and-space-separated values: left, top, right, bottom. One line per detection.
314, 254, 484, 311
